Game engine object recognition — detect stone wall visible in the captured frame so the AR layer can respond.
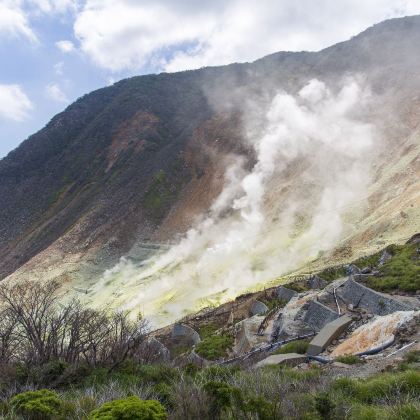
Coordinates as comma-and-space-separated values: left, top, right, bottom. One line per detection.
339, 278, 411, 315
303, 300, 339, 331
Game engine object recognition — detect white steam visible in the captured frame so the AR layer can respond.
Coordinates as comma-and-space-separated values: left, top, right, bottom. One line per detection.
89, 78, 377, 327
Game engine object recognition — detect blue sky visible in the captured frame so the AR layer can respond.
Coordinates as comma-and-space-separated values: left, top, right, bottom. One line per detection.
1, 0, 420, 158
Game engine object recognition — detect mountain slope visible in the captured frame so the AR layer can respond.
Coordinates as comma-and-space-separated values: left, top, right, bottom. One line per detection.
1, 16, 419, 324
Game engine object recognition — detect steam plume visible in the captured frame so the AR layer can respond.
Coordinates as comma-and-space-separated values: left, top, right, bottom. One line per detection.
90, 78, 377, 327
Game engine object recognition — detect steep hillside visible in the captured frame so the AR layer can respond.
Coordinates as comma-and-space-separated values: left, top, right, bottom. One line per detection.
1, 16, 419, 325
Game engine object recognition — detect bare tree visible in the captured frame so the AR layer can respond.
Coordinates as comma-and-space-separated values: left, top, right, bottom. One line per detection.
0, 280, 150, 368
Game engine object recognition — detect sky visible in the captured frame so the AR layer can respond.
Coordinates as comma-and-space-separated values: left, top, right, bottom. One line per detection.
1, 0, 420, 158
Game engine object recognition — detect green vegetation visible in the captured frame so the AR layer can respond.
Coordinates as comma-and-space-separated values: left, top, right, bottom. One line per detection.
144, 165, 189, 222
334, 354, 362, 365
89, 397, 167, 420
273, 339, 309, 355
316, 266, 347, 282
366, 243, 420, 292
10, 389, 66, 420
144, 170, 172, 218
195, 333, 234, 360
315, 242, 419, 293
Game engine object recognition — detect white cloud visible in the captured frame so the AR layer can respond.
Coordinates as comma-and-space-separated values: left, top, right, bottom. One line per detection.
45, 83, 69, 103
0, 84, 33, 121
0, 0, 37, 42
27, 0, 79, 14
56, 40, 75, 53
73, 0, 420, 73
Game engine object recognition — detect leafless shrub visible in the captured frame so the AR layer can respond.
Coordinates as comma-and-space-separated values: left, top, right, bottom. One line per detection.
0, 280, 150, 368
169, 374, 211, 420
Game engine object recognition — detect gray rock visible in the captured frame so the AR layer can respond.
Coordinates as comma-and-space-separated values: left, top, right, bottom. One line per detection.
255, 353, 307, 368
307, 275, 327, 290
250, 300, 269, 316
276, 286, 298, 302
172, 323, 201, 345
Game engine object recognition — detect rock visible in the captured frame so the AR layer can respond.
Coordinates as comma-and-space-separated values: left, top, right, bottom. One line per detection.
332, 362, 351, 369
234, 316, 269, 354
139, 337, 170, 363
172, 323, 201, 345
276, 286, 298, 303
250, 300, 269, 316
361, 267, 372, 274
307, 275, 327, 290
378, 249, 393, 266
272, 292, 318, 340
254, 353, 307, 368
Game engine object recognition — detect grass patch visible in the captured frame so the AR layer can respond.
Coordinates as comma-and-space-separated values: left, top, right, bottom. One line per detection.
195, 334, 234, 361
334, 354, 362, 365
366, 243, 420, 292
273, 339, 309, 355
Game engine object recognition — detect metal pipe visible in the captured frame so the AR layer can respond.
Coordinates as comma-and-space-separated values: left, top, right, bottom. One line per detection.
356, 337, 395, 356
386, 341, 417, 358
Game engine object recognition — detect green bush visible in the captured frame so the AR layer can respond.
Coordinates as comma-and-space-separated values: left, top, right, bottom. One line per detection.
89, 397, 167, 420
203, 381, 240, 417
10, 389, 67, 420
332, 370, 420, 403
315, 392, 335, 419
195, 334, 234, 361
274, 339, 309, 355
334, 354, 362, 365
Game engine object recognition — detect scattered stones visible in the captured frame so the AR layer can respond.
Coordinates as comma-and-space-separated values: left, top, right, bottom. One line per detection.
250, 300, 269, 316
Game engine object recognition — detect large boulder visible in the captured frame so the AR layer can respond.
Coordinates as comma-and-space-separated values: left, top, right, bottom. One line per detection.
172, 323, 201, 346
250, 300, 269, 316
234, 316, 269, 354
276, 286, 298, 303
